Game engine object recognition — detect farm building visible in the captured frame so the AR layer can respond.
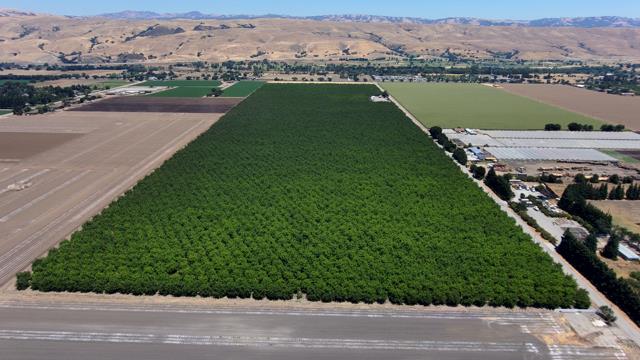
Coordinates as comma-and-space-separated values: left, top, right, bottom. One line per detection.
468, 147, 486, 160
619, 244, 640, 261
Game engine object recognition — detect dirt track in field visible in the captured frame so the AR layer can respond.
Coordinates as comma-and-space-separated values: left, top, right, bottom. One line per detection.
501, 84, 640, 131
70, 96, 243, 113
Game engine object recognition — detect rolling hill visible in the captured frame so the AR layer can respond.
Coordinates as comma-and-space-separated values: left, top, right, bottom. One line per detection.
1, 9, 640, 64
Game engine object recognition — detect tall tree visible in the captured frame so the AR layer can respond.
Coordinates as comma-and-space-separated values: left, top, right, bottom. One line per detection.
602, 234, 620, 260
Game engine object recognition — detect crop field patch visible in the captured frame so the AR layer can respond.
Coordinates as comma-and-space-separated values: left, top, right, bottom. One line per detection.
222, 81, 265, 97
382, 83, 602, 130
502, 84, 640, 131
142, 80, 223, 98
601, 150, 640, 164
0, 132, 83, 160
70, 96, 242, 113
148, 86, 217, 98
141, 80, 222, 87
27, 84, 583, 309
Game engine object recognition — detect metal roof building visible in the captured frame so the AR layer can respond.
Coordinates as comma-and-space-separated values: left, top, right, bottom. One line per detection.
619, 244, 640, 261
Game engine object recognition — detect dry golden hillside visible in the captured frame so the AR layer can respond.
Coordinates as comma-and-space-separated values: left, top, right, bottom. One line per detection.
2, 12, 640, 63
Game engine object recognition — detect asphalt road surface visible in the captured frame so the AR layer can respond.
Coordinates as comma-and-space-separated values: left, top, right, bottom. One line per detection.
0, 300, 627, 360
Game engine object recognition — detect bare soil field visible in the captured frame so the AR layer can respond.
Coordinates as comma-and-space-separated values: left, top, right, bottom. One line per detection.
0, 110, 223, 287
619, 150, 640, 161
591, 200, 640, 234
71, 96, 242, 113
501, 84, 640, 131
0, 69, 124, 77
0, 132, 82, 160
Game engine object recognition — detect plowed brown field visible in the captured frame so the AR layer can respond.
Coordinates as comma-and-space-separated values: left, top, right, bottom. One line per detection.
501, 84, 640, 131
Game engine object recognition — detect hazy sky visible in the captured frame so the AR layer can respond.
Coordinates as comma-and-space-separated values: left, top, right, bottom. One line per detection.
5, 0, 640, 19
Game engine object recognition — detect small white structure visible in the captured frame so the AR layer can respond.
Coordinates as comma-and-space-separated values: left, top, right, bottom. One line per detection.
370, 95, 390, 103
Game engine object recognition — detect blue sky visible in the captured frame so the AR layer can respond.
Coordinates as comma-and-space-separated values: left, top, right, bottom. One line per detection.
6, 0, 640, 19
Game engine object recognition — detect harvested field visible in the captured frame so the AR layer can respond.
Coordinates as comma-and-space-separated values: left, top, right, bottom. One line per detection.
0, 132, 82, 160
501, 84, 640, 131
591, 200, 640, 234
70, 97, 242, 113
1, 69, 123, 77
0, 110, 224, 287
35, 79, 129, 89
382, 83, 601, 130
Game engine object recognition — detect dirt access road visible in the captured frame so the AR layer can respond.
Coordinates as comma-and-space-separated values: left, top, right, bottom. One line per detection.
0, 110, 222, 287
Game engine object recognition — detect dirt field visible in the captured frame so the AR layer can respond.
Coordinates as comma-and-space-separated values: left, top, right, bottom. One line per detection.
591, 200, 640, 234
70, 96, 242, 113
0, 133, 82, 160
0, 69, 124, 77
0, 110, 223, 287
618, 150, 640, 162
35, 79, 129, 89
501, 84, 640, 131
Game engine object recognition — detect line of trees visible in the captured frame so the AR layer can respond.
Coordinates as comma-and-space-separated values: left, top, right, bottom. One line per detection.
0, 81, 92, 114
544, 123, 626, 132
559, 183, 613, 234
485, 168, 514, 201
566, 179, 640, 201
557, 230, 640, 326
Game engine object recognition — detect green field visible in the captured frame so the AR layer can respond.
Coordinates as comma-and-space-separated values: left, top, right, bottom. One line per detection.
141, 80, 221, 87
25, 84, 584, 309
93, 80, 129, 90
148, 86, 218, 98
222, 81, 265, 97
382, 83, 603, 130
0, 109, 11, 115
143, 80, 222, 98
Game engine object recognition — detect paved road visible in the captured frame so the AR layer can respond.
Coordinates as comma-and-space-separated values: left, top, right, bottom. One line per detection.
379, 85, 640, 347
0, 300, 626, 360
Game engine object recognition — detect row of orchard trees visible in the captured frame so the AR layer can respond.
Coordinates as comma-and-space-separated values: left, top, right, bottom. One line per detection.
23, 84, 587, 309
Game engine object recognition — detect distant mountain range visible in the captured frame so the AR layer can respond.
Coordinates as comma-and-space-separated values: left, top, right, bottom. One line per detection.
93, 11, 640, 28
3, 8, 640, 64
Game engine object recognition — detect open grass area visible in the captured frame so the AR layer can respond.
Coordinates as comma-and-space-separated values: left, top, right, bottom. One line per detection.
382, 83, 602, 130
222, 81, 265, 97
92, 80, 129, 90
143, 80, 222, 98
25, 84, 584, 309
0, 109, 11, 115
